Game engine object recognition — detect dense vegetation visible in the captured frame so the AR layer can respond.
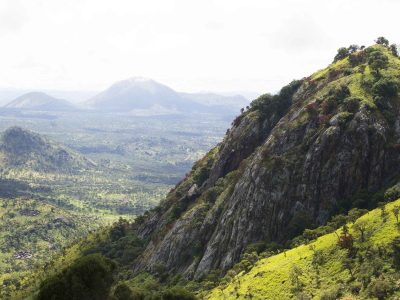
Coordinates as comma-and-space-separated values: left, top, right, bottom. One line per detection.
0, 113, 228, 298
205, 199, 400, 299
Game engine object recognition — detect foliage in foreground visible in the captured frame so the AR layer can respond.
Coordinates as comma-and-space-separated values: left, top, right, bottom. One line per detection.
205, 199, 400, 299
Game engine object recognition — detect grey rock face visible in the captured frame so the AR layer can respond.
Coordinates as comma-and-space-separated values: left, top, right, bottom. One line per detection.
133, 78, 400, 279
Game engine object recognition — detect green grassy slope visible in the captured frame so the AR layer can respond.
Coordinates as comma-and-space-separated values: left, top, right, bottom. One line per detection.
205, 199, 400, 300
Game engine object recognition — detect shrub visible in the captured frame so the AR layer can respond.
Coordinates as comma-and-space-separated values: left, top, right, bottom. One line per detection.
286, 211, 315, 239
390, 44, 399, 57
367, 276, 395, 300
392, 237, 400, 270
305, 102, 318, 116
384, 184, 400, 202
372, 78, 398, 99
337, 225, 354, 250
328, 85, 350, 101
37, 254, 115, 300
321, 98, 336, 114
349, 51, 366, 66
375, 37, 389, 47
334, 47, 350, 62
343, 97, 360, 113
349, 281, 362, 295
114, 284, 137, 300
348, 44, 359, 53
320, 285, 342, 300
367, 49, 389, 76
162, 287, 197, 300
343, 68, 354, 76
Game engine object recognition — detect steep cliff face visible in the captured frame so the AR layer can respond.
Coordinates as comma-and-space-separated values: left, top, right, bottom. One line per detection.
134, 45, 400, 279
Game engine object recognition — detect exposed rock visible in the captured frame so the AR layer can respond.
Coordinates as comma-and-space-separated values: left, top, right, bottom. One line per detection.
19, 209, 40, 216
132, 45, 400, 279
14, 251, 32, 260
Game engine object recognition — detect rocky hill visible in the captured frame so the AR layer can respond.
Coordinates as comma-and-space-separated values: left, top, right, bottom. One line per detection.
4, 92, 77, 111
131, 43, 400, 279
0, 127, 95, 173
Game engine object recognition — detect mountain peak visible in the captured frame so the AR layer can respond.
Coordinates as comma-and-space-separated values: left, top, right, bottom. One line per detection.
4, 91, 76, 111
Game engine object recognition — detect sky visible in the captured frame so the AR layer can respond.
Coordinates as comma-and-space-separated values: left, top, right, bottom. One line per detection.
0, 0, 399, 97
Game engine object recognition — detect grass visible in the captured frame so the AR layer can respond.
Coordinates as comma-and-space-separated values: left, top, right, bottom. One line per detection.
206, 199, 400, 299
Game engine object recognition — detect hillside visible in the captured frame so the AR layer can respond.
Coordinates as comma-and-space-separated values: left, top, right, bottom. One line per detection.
0, 127, 95, 173
130, 42, 400, 279
12, 40, 400, 299
4, 92, 77, 111
205, 199, 400, 299
86, 77, 248, 116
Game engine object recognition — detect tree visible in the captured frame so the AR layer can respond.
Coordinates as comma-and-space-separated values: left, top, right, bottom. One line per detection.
353, 219, 368, 242
375, 37, 389, 47
162, 287, 197, 300
390, 44, 399, 57
368, 50, 389, 76
342, 257, 355, 279
37, 254, 115, 300
333, 47, 350, 62
348, 44, 359, 53
337, 225, 354, 251
347, 207, 368, 223
114, 284, 136, 300
289, 264, 303, 292
392, 205, 400, 223
378, 202, 388, 221
391, 237, 400, 271
372, 78, 398, 99
367, 276, 395, 300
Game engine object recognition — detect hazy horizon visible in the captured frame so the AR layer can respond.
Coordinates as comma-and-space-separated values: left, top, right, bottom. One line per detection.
1, 0, 399, 96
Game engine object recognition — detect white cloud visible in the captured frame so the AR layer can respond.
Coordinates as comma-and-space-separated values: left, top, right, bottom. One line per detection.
0, 0, 398, 97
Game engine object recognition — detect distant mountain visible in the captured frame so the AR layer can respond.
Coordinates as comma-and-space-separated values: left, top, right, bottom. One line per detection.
86, 77, 190, 114
86, 77, 248, 116
0, 127, 95, 173
4, 92, 77, 111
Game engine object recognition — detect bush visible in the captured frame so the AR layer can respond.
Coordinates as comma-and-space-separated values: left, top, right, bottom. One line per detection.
343, 97, 360, 113
392, 237, 400, 270
37, 254, 115, 300
367, 276, 395, 300
162, 287, 197, 300
333, 47, 350, 62
286, 211, 315, 239
249, 80, 302, 117
368, 49, 389, 76
372, 78, 398, 99
349, 281, 362, 294
390, 44, 399, 57
320, 285, 342, 300
384, 184, 400, 202
375, 37, 389, 47
349, 51, 366, 66
114, 283, 140, 300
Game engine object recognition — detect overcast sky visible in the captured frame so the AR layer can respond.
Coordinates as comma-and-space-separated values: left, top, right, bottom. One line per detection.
0, 0, 399, 96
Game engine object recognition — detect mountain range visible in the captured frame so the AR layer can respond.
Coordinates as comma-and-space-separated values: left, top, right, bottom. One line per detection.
85, 77, 249, 116
1, 79, 249, 116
